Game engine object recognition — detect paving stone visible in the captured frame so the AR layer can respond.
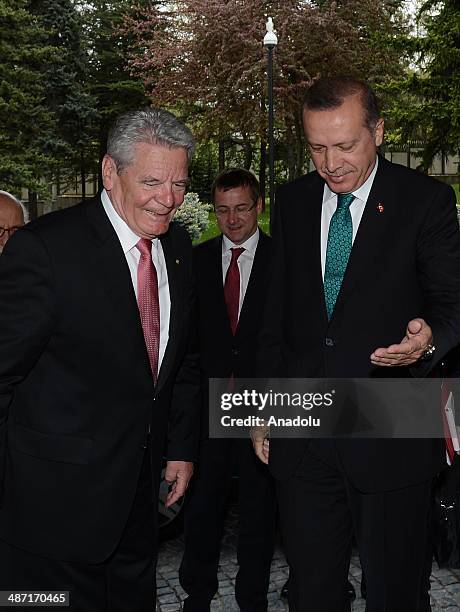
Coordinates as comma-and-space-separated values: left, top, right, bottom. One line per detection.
156, 501, 460, 612
159, 604, 181, 612
158, 593, 180, 604
218, 586, 234, 596
157, 586, 174, 596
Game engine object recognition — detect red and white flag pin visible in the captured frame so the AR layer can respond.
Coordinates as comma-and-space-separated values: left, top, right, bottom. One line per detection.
377, 203, 384, 213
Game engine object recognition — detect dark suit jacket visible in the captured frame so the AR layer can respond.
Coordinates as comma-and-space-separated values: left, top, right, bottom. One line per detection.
0, 195, 199, 563
194, 231, 272, 432
263, 156, 460, 492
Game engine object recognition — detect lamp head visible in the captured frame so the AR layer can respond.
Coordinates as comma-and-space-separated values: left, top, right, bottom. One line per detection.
264, 17, 278, 48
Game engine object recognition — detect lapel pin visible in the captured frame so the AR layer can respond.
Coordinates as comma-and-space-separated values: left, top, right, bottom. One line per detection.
377, 203, 384, 213
175, 259, 180, 264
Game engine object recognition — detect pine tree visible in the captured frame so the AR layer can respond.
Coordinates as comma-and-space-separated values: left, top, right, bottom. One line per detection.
83, 0, 151, 182
0, 0, 55, 196
388, 0, 460, 169
29, 0, 99, 199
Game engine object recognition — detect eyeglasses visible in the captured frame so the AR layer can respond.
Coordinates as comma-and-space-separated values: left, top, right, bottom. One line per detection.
0, 226, 21, 238
214, 203, 257, 217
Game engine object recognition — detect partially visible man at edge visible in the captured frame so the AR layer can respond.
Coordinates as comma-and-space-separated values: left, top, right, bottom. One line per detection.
0, 108, 200, 611
252, 76, 460, 611
0, 190, 25, 253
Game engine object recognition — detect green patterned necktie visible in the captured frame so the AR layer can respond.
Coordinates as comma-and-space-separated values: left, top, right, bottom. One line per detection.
324, 193, 355, 320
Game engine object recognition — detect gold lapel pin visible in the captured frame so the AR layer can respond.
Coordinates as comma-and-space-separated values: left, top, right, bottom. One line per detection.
377, 203, 384, 213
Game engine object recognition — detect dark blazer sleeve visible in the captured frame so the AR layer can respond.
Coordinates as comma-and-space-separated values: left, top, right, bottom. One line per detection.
164, 226, 200, 462
412, 182, 460, 376
256, 187, 286, 378
0, 228, 56, 501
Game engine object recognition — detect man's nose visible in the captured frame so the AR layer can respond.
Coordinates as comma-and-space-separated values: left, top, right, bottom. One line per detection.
324, 149, 341, 174
157, 184, 175, 208
227, 209, 240, 223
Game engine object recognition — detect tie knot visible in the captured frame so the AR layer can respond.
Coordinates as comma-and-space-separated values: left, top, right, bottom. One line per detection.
337, 193, 355, 209
230, 247, 244, 263
136, 238, 152, 257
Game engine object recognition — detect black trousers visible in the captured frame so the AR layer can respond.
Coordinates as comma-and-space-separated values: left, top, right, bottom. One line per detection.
277, 442, 432, 612
179, 438, 277, 612
0, 449, 157, 612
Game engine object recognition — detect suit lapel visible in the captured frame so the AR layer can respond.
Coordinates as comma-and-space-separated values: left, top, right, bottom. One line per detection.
204, 236, 234, 338
330, 157, 396, 322
84, 197, 151, 377
303, 176, 328, 323
156, 231, 182, 392
236, 231, 269, 338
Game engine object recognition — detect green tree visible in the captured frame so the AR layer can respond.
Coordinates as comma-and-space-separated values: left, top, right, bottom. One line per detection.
0, 0, 55, 198
125, 0, 405, 184
29, 0, 99, 199
386, 0, 460, 169
83, 0, 151, 184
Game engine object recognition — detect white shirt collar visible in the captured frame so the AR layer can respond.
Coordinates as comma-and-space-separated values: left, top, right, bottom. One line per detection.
323, 155, 379, 205
101, 188, 153, 253
222, 227, 260, 255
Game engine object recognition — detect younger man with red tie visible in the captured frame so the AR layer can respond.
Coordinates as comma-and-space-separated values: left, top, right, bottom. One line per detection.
179, 168, 276, 611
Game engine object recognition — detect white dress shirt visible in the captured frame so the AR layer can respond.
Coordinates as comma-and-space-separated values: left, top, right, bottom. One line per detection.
320, 156, 379, 278
222, 228, 260, 319
101, 189, 170, 369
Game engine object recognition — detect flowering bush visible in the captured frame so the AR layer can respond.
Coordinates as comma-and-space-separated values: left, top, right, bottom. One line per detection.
174, 192, 212, 241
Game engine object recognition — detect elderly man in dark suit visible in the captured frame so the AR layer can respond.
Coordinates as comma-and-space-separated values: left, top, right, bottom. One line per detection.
0, 108, 200, 611
179, 168, 276, 611
252, 76, 460, 611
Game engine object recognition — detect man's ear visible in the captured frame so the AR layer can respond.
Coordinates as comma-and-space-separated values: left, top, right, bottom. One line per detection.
374, 118, 385, 147
101, 155, 116, 191
256, 196, 263, 215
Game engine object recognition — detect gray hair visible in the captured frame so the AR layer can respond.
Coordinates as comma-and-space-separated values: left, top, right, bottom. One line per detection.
0, 190, 28, 223
106, 107, 195, 173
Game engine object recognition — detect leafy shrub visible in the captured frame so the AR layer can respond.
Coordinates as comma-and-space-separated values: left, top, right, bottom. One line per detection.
174, 192, 212, 241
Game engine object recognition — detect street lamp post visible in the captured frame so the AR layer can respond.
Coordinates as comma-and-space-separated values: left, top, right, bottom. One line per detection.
264, 17, 277, 231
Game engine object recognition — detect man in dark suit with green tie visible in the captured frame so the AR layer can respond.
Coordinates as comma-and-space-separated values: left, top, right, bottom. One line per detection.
253, 76, 460, 611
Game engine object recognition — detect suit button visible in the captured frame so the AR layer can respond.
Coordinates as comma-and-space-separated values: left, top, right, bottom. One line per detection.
232, 348, 239, 356
325, 338, 334, 347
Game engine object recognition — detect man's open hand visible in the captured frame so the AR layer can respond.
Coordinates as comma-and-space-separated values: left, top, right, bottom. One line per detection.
164, 460, 194, 507
370, 318, 433, 367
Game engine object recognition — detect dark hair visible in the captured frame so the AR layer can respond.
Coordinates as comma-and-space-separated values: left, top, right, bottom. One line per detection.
211, 167, 260, 204
303, 76, 381, 132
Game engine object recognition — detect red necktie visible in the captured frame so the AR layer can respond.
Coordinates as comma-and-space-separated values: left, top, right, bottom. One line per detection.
136, 238, 160, 382
224, 247, 244, 335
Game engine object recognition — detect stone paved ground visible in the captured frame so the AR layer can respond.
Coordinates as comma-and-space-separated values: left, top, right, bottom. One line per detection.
156, 504, 460, 611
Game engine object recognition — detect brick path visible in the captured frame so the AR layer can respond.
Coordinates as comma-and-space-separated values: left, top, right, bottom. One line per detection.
156, 505, 460, 611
